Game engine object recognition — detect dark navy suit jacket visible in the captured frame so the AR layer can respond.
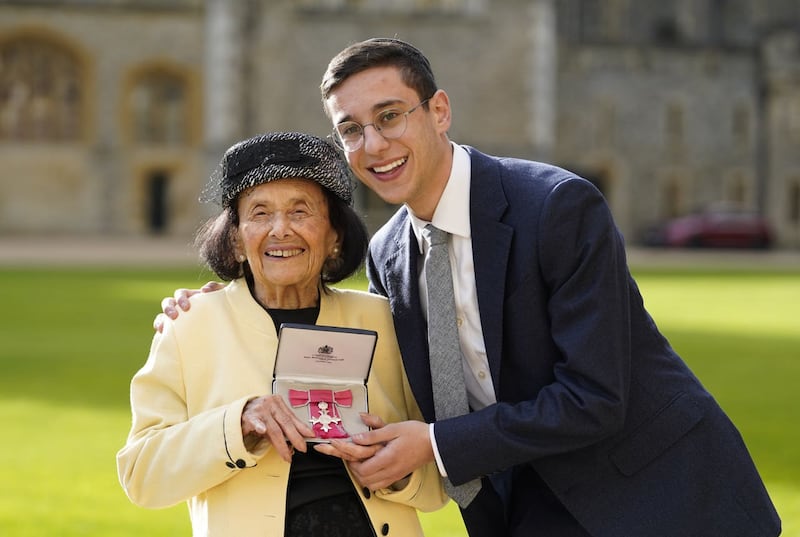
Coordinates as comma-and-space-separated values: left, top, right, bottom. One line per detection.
366, 146, 780, 536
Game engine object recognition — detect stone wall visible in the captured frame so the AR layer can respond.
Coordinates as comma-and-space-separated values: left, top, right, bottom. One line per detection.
0, 0, 798, 247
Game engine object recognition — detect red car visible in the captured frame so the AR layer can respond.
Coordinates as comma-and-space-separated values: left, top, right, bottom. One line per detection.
643, 206, 773, 249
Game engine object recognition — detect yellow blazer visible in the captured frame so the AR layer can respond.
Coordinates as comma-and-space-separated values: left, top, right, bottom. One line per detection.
117, 279, 447, 536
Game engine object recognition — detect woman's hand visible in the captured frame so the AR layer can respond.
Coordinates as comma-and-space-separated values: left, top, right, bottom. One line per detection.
242, 395, 315, 462
153, 281, 226, 333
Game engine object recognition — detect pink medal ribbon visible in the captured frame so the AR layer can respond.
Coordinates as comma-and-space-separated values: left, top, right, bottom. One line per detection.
288, 389, 352, 439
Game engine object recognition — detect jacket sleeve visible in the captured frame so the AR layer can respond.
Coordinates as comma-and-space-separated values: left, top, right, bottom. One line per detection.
435, 177, 632, 485
115, 323, 267, 509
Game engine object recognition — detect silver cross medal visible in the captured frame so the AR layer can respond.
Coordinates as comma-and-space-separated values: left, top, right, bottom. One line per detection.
310, 401, 341, 433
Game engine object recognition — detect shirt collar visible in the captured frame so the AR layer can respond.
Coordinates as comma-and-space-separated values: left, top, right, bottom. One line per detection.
409, 142, 471, 253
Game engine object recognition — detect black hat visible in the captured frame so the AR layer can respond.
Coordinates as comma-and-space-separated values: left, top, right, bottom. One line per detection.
205, 131, 353, 207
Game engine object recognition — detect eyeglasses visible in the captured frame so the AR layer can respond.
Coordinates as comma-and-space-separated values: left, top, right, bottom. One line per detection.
330, 99, 430, 152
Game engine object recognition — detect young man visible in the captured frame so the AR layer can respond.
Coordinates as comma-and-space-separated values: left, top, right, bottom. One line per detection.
161, 38, 780, 536
315, 38, 780, 537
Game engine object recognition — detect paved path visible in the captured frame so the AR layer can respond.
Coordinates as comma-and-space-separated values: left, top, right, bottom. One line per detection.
0, 234, 798, 269
623, 245, 800, 270
0, 235, 199, 267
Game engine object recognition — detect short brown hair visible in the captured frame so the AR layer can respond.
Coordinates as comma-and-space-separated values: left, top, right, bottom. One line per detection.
321, 38, 438, 114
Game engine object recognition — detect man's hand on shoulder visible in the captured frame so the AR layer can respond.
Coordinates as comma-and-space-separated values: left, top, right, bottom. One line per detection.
152, 281, 225, 332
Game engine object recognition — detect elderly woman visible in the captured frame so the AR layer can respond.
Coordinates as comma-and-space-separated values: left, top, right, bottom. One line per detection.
116, 132, 446, 537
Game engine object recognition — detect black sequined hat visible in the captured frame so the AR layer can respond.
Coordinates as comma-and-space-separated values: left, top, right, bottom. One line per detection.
204, 131, 354, 208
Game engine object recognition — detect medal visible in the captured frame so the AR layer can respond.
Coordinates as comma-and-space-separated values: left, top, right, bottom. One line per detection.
288, 389, 352, 439
310, 401, 340, 433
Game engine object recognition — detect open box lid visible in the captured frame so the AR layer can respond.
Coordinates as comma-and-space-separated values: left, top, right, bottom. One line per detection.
273, 323, 378, 384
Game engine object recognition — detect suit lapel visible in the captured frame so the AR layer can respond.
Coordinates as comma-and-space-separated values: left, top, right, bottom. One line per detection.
467, 148, 513, 398
381, 220, 436, 421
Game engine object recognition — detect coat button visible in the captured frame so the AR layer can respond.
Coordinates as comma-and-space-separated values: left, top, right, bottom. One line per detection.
381, 523, 389, 535
235, 459, 246, 468
362, 487, 371, 499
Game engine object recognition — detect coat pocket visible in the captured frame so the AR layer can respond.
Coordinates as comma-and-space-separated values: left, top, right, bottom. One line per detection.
609, 392, 704, 477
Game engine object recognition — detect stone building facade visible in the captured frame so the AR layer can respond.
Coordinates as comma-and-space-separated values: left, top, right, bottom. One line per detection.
0, 0, 798, 247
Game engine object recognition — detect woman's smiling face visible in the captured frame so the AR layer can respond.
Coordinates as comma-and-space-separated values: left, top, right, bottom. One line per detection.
235, 178, 339, 306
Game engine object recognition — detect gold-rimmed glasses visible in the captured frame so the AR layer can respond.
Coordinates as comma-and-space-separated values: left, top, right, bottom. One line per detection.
330, 99, 430, 152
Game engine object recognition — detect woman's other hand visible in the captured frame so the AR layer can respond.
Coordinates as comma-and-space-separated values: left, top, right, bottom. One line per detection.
241, 395, 315, 462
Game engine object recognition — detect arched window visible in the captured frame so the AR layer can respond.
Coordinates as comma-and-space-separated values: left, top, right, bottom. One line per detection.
130, 71, 187, 145
732, 103, 751, 149
789, 180, 800, 225
726, 172, 747, 205
662, 176, 683, 218
665, 102, 685, 145
0, 37, 82, 141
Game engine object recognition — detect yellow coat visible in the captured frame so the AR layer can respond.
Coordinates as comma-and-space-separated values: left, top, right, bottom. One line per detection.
117, 279, 447, 536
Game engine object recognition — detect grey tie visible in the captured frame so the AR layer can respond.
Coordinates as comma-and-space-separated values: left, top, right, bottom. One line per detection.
423, 224, 482, 508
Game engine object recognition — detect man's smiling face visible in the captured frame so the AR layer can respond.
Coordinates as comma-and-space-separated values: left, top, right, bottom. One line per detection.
325, 65, 453, 220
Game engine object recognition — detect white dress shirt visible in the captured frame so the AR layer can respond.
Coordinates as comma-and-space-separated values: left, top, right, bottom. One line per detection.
407, 142, 497, 477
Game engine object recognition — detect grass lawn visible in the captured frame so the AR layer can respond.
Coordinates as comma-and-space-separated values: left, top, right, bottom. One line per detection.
0, 264, 797, 536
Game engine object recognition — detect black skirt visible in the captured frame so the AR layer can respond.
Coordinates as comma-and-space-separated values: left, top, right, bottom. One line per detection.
286, 449, 374, 537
